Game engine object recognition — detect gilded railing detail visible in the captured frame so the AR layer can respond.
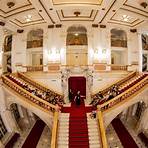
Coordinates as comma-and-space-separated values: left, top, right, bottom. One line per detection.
18, 72, 63, 97
98, 76, 148, 112
2, 75, 56, 112
51, 111, 59, 148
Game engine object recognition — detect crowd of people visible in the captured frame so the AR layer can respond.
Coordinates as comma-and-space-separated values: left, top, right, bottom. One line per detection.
90, 84, 121, 107
6, 74, 65, 107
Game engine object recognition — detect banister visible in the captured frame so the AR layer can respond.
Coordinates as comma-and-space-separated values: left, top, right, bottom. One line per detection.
92, 71, 136, 95
98, 76, 148, 112
97, 109, 108, 148
18, 72, 63, 97
25, 65, 43, 72
2, 75, 56, 112
51, 111, 59, 148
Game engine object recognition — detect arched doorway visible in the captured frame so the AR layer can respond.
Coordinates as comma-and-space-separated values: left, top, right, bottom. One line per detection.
66, 25, 88, 66
68, 77, 86, 98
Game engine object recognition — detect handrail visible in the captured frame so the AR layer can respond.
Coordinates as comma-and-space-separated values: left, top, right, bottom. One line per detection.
97, 110, 108, 148
98, 76, 148, 112
18, 72, 63, 97
1, 75, 56, 112
51, 111, 59, 148
108, 64, 128, 71
92, 71, 136, 96
25, 65, 43, 72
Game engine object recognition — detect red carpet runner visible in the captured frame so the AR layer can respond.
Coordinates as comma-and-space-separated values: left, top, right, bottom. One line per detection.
112, 118, 139, 148
62, 99, 93, 148
22, 120, 45, 148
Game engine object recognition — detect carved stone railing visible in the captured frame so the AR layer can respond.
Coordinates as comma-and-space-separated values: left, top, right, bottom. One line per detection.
1, 75, 56, 113
108, 64, 128, 71
92, 71, 137, 96
26, 65, 43, 72
51, 111, 59, 148
98, 76, 148, 112
18, 72, 63, 97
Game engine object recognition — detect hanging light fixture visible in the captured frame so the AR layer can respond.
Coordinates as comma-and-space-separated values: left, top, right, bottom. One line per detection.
139, 0, 148, 8
7, 0, 15, 8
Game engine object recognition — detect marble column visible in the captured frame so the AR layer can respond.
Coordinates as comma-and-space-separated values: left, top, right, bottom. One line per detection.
0, 27, 4, 75
1, 110, 19, 132
137, 107, 148, 132
137, 33, 143, 72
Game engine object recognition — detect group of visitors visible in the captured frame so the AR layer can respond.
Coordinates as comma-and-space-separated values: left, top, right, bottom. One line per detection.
7, 74, 65, 107
90, 84, 121, 107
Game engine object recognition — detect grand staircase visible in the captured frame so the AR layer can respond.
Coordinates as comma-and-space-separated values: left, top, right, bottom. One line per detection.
1, 71, 148, 148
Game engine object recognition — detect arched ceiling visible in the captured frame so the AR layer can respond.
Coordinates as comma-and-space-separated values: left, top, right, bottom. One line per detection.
0, 0, 147, 28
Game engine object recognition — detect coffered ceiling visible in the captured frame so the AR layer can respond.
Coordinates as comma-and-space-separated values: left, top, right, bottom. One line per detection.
0, 0, 147, 29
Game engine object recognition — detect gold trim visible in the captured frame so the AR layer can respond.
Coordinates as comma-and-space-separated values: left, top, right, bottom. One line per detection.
52, 0, 103, 5
108, 20, 144, 27
3, 8, 35, 18
57, 10, 98, 21
110, 13, 140, 24
0, 0, 31, 14
38, 0, 55, 24
10, 20, 46, 28
15, 18, 44, 25
123, 0, 148, 15
99, 0, 117, 23
61, 10, 93, 18
120, 8, 148, 18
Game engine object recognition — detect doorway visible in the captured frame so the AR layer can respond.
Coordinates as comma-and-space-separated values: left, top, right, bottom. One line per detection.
68, 77, 86, 98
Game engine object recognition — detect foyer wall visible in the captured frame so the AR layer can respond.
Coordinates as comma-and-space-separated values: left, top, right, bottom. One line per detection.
0, 23, 147, 73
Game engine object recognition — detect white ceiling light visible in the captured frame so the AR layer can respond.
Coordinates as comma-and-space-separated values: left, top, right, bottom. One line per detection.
25, 15, 32, 22
122, 14, 131, 22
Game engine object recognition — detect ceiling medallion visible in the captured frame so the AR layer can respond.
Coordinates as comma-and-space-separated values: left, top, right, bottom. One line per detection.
140, 2, 148, 8
7, 1, 15, 8
74, 11, 81, 17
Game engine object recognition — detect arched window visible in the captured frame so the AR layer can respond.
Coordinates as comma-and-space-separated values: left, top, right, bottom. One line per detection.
111, 29, 127, 47
66, 25, 87, 46
27, 29, 43, 48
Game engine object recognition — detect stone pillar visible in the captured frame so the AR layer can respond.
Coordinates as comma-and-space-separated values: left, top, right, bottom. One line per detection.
132, 103, 138, 116
27, 110, 35, 124
1, 110, 19, 132
21, 107, 30, 125
125, 105, 133, 121
0, 27, 4, 75
17, 104, 24, 118
137, 33, 143, 72
137, 107, 148, 132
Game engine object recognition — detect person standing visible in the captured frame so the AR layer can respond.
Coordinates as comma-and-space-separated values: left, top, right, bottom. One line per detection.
69, 89, 73, 102
74, 91, 81, 106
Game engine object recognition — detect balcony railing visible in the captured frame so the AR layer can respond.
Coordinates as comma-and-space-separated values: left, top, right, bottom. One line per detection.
18, 72, 63, 97
26, 65, 43, 72
98, 76, 148, 112
109, 64, 128, 71
92, 71, 137, 96
2, 75, 56, 113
